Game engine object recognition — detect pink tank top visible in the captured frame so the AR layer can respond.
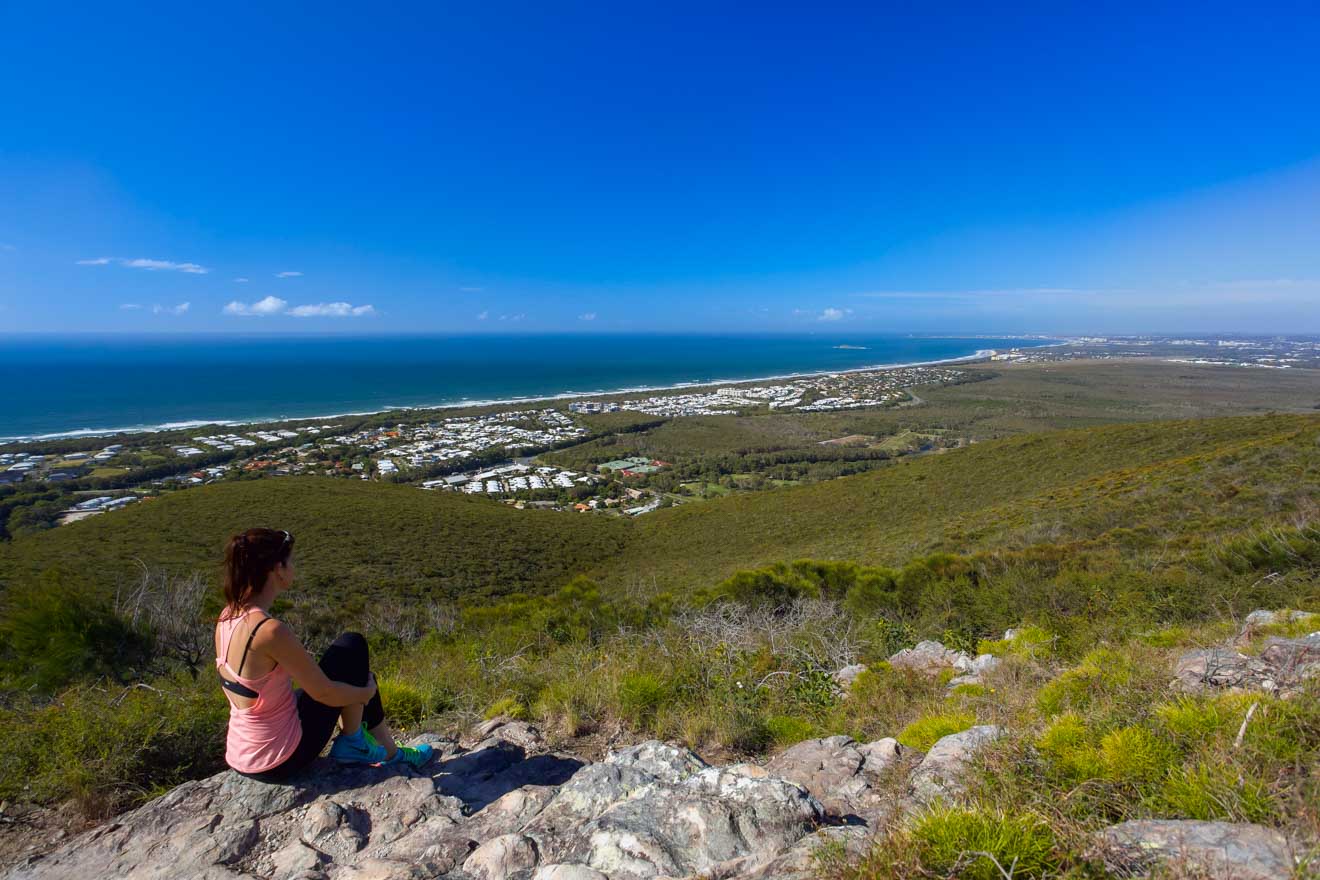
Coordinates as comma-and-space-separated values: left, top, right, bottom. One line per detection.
216, 608, 302, 773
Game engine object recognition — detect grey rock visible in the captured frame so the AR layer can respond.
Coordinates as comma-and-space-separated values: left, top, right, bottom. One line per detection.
556, 765, 824, 879
908, 725, 1002, 805
765, 735, 903, 821
1242, 609, 1316, 631
603, 740, 707, 783
462, 833, 539, 880
521, 763, 658, 840
4, 732, 831, 880
1091, 819, 1296, 880
532, 866, 609, 880
889, 640, 973, 675
468, 719, 547, 753
1175, 634, 1320, 696
947, 654, 1000, 689
740, 825, 870, 880
831, 664, 868, 692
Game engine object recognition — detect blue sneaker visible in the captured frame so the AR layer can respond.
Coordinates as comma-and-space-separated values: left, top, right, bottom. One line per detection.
386, 743, 434, 768
329, 728, 388, 765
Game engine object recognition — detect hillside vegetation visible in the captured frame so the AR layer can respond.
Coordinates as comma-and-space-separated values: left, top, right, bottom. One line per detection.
3, 413, 1316, 617
1, 405, 1318, 875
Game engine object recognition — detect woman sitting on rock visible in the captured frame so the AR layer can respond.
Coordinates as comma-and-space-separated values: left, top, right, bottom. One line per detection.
214, 527, 432, 781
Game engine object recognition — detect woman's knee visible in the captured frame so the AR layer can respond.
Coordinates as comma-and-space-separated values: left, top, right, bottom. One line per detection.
332, 631, 368, 654
321, 631, 370, 683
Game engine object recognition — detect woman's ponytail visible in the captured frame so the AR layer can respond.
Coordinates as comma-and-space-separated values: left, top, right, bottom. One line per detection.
222, 528, 294, 615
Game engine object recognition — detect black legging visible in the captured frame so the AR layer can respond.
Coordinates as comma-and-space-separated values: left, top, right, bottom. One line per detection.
242, 631, 384, 782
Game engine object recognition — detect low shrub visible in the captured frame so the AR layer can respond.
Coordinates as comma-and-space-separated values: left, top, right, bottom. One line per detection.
0, 570, 153, 693
616, 672, 671, 730
1098, 726, 1176, 785
765, 714, 817, 747
910, 805, 1060, 880
1036, 713, 1105, 782
1150, 761, 1276, 822
483, 695, 528, 721
0, 675, 227, 817
377, 679, 427, 726
897, 711, 976, 751
1035, 647, 1134, 716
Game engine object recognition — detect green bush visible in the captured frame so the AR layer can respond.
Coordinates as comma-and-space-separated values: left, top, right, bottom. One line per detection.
765, 714, 817, 747
378, 679, 427, 726
1155, 693, 1308, 764
1036, 647, 1134, 716
616, 672, 671, 729
897, 711, 976, 751
0, 570, 152, 693
911, 806, 1060, 880
1098, 726, 1176, 785
1150, 762, 1275, 822
977, 624, 1054, 660
484, 695, 529, 721
712, 565, 817, 610
1036, 713, 1104, 782
0, 676, 227, 817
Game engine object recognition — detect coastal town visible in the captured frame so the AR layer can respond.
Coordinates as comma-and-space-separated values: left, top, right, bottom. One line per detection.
568, 364, 964, 417
4, 335, 1319, 531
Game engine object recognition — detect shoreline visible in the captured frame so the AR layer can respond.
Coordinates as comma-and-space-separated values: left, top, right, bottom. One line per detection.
2, 340, 1062, 442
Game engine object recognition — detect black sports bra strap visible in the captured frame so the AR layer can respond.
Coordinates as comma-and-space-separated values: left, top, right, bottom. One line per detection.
236, 615, 272, 677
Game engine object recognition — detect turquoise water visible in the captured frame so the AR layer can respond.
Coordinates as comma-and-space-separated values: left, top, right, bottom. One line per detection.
0, 334, 1050, 439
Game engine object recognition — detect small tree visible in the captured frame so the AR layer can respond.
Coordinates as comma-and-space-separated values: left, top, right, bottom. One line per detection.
116, 565, 212, 678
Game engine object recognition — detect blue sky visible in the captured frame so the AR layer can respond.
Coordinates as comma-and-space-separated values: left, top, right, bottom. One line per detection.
2, 2, 1319, 335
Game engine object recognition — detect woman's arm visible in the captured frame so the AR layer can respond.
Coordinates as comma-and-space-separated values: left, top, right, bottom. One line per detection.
261, 622, 375, 707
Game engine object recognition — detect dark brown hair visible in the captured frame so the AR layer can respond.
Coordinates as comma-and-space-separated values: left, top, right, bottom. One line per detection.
222, 528, 294, 614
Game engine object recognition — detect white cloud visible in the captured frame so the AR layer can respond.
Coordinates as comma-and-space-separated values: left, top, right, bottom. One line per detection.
233, 277, 250, 283
275, 271, 303, 278
79, 256, 209, 273
119, 303, 143, 310
287, 302, 376, 318
460, 286, 484, 292
476, 310, 489, 320
578, 312, 597, 321
224, 295, 289, 316
499, 313, 526, 321
122, 258, 209, 274
818, 307, 851, 321
224, 296, 373, 318
153, 302, 190, 316
0, 243, 15, 252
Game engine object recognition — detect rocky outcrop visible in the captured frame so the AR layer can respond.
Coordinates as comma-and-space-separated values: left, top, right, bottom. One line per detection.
885, 640, 1000, 689
888, 640, 971, 674
831, 664, 868, 693
2, 725, 838, 880
947, 654, 1000, 689
1240, 608, 1316, 634
764, 735, 907, 822
1090, 819, 1297, 880
1173, 633, 1320, 697
908, 725, 1002, 805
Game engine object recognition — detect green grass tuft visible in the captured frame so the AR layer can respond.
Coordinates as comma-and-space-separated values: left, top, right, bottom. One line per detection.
897, 711, 976, 751
765, 714, 818, 747
910, 806, 1060, 880
483, 695, 529, 721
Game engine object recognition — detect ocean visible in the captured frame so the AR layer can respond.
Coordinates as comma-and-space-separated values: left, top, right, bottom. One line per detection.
0, 334, 1051, 439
